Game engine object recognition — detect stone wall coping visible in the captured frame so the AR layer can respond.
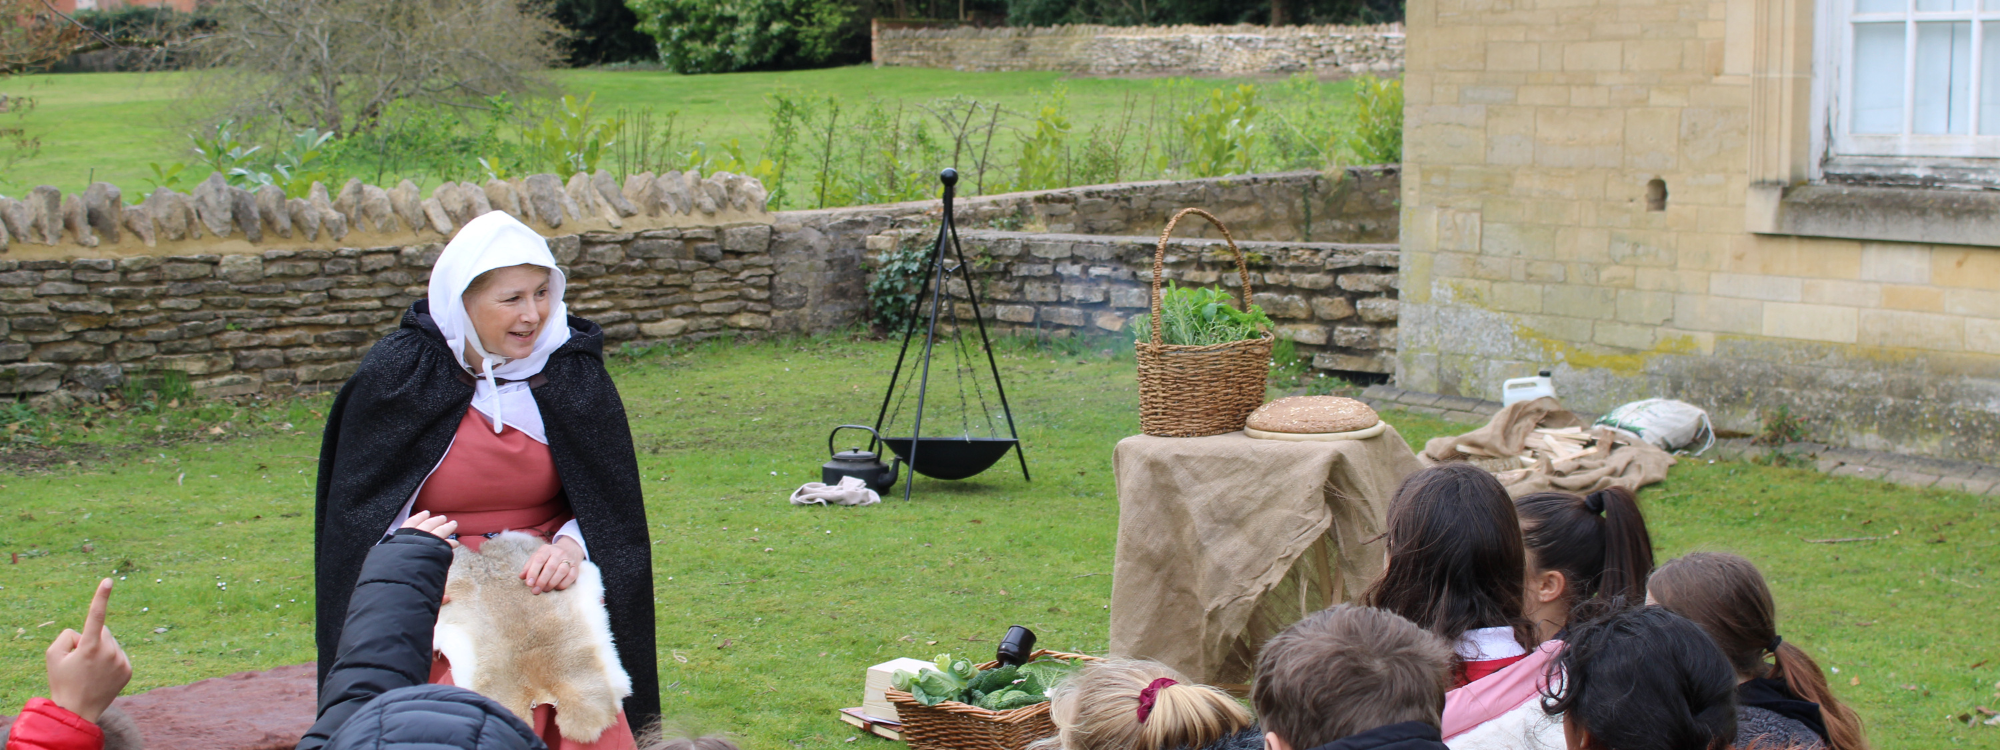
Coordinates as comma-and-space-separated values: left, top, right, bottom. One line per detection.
0, 169, 774, 261
876, 22, 1406, 39
907, 227, 1399, 253
873, 22, 1404, 77
771, 168, 1389, 222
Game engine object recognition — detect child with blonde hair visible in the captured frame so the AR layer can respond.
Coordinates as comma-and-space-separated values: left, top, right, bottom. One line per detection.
1043, 660, 1260, 750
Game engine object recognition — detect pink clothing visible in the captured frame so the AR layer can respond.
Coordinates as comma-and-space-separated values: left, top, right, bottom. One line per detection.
414, 409, 569, 551
418, 408, 634, 750
1441, 640, 1564, 741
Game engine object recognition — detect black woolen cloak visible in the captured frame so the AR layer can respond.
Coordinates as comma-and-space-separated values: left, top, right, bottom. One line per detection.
314, 300, 658, 729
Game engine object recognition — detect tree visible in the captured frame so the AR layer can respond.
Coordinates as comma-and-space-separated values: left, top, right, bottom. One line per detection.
552, 0, 658, 66
1, 0, 90, 183
189, 0, 562, 138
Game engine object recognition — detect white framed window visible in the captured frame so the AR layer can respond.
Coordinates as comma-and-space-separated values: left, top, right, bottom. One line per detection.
1825, 0, 2000, 160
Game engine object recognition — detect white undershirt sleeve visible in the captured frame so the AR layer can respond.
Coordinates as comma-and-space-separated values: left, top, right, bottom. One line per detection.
554, 518, 590, 561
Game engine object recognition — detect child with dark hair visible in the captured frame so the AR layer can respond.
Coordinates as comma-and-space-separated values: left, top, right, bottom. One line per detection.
630, 725, 743, 750
1516, 486, 1655, 642
1650, 553, 1868, 750
1362, 464, 1537, 688
1357, 466, 1571, 748
1253, 605, 1453, 750
1540, 606, 1737, 750
298, 511, 549, 750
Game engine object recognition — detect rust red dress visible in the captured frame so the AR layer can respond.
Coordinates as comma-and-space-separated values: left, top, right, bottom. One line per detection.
413, 408, 638, 750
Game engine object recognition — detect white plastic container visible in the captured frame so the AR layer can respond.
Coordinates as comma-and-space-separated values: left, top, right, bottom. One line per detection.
1502, 370, 1556, 406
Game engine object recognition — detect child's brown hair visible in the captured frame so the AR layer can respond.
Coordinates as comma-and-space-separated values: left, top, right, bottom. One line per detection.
1650, 552, 1869, 750
634, 721, 741, 750
1042, 659, 1252, 750
1252, 605, 1452, 749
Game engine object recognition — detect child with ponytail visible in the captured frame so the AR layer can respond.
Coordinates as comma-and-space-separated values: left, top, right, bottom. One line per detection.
1649, 553, 1869, 750
1042, 660, 1260, 750
1516, 486, 1655, 641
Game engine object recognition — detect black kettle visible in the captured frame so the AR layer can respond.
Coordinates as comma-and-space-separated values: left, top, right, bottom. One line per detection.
824, 425, 898, 493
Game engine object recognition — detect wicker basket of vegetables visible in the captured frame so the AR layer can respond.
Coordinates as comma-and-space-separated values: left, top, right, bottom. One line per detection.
885, 650, 1100, 750
1134, 208, 1275, 438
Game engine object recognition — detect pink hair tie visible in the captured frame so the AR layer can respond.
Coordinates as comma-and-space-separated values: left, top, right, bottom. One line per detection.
1135, 678, 1179, 723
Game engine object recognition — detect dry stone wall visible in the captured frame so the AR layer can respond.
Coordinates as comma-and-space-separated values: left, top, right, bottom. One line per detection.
864, 230, 1402, 374
0, 168, 1400, 404
0, 225, 778, 400
763, 167, 1398, 335
0, 169, 773, 258
872, 21, 1404, 77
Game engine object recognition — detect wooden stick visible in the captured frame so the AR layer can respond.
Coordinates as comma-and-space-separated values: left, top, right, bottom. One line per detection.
1803, 536, 1889, 544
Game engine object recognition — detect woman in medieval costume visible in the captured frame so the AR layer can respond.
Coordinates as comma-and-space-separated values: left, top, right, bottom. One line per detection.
314, 211, 658, 748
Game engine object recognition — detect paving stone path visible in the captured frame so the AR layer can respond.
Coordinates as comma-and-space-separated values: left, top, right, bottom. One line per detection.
1357, 385, 2000, 497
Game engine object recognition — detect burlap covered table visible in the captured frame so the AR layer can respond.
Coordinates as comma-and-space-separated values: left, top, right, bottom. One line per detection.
1109, 427, 1424, 688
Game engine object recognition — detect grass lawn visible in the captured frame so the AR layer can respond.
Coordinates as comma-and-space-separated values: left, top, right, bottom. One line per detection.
0, 66, 1345, 196
2, 334, 1996, 749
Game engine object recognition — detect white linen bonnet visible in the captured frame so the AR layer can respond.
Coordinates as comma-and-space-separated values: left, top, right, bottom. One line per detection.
427, 211, 571, 442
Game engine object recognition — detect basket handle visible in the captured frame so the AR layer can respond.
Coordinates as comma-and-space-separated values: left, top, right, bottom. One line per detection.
1150, 208, 1252, 347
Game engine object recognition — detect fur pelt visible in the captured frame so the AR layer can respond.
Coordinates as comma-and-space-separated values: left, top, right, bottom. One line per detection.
435, 532, 632, 743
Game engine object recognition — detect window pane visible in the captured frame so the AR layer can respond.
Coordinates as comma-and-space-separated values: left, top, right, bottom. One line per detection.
1853, 23, 1907, 133
1860, 0, 1902, 12
1985, 22, 2000, 133
1916, 0, 1971, 11
1915, 22, 1971, 134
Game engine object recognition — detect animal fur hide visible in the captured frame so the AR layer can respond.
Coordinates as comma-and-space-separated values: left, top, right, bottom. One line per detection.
434, 532, 632, 743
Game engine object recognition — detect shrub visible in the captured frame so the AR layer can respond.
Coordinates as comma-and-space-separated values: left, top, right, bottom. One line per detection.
1012, 85, 1072, 192
867, 236, 933, 333
1342, 74, 1402, 165
627, 0, 870, 73
552, 0, 659, 66
1178, 84, 1260, 178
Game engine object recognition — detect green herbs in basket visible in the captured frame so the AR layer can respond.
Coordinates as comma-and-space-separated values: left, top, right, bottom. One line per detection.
891, 653, 1083, 710
1130, 282, 1273, 347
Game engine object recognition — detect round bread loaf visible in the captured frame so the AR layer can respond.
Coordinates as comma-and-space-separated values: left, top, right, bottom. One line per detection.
1245, 396, 1380, 434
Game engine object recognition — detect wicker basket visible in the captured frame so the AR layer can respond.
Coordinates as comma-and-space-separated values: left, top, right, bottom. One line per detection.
885, 650, 1101, 750
1135, 208, 1275, 438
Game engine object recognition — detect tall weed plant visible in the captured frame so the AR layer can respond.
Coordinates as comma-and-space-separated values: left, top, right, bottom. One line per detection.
159, 74, 1402, 204
1342, 75, 1403, 165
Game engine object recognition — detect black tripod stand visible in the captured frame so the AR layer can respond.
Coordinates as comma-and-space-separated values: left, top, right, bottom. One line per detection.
871, 169, 1031, 501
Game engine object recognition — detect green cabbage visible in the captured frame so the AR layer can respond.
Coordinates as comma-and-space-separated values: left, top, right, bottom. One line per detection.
895, 654, 1081, 709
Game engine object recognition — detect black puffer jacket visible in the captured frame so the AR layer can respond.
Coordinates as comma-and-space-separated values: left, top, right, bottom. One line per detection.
1302, 722, 1449, 750
297, 529, 546, 750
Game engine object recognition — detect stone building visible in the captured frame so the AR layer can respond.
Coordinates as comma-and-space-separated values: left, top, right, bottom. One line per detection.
1400, 0, 2000, 463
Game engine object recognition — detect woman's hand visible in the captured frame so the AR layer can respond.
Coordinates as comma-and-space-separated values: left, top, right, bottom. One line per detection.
521, 536, 583, 595
401, 510, 460, 547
